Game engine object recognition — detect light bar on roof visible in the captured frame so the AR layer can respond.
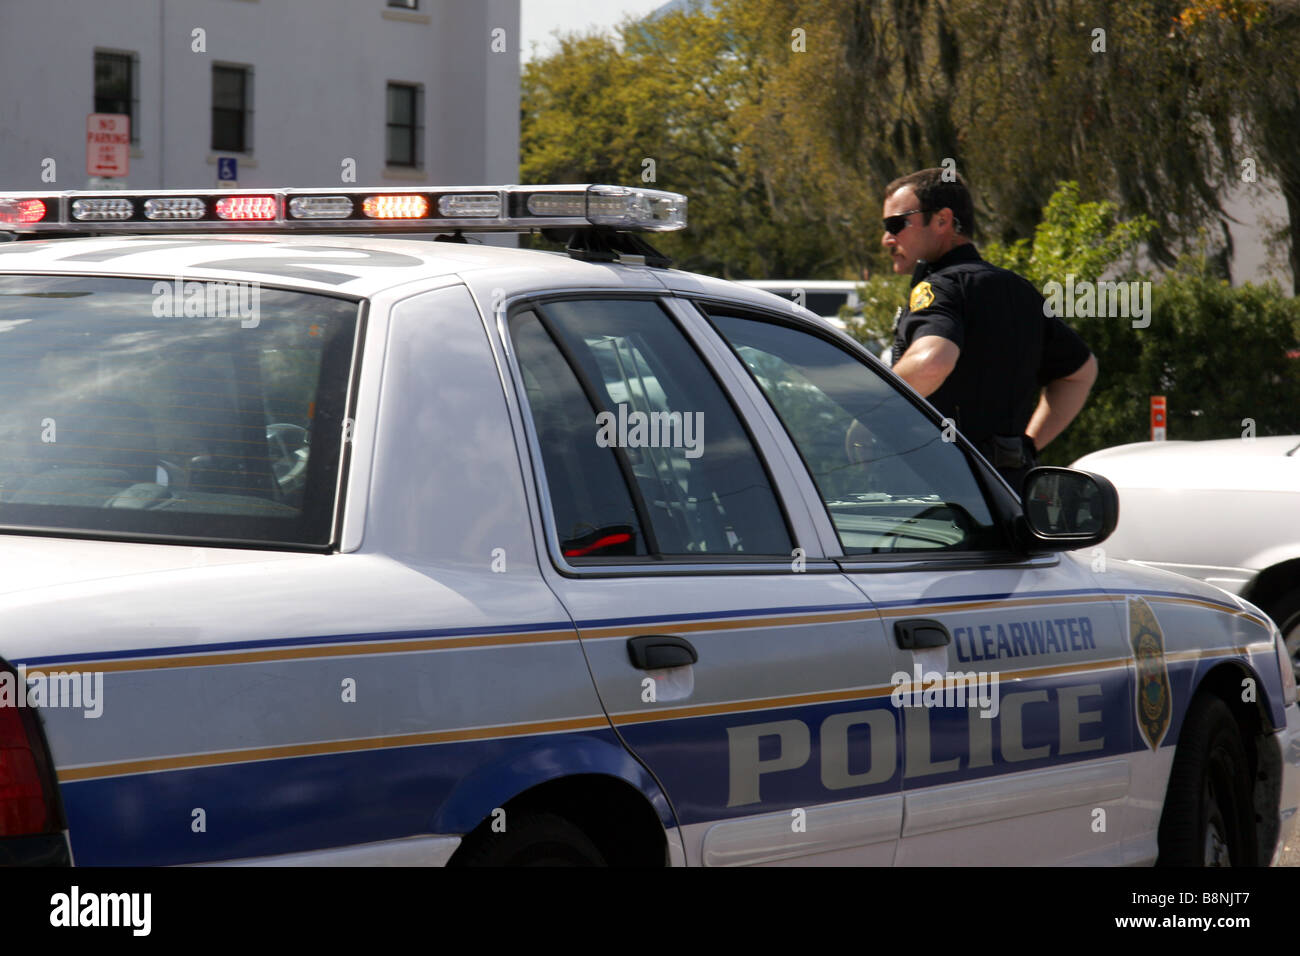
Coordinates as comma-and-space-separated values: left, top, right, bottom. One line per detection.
0, 185, 687, 234
216, 195, 277, 220
437, 193, 501, 218
71, 197, 133, 221
361, 194, 429, 219
0, 196, 55, 226
144, 198, 204, 220
288, 195, 354, 219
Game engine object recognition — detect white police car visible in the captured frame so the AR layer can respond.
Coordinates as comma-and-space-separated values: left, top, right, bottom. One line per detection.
0, 184, 1296, 867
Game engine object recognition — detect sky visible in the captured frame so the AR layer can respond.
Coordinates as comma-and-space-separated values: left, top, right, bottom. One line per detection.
520, 0, 671, 61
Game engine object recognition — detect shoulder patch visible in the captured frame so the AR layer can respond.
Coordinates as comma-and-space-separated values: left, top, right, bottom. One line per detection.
909, 281, 935, 312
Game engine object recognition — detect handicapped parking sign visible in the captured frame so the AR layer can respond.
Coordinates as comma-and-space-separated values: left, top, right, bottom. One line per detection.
217, 157, 238, 186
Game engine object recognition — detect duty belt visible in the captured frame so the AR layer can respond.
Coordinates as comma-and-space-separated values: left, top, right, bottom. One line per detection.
976, 435, 1036, 470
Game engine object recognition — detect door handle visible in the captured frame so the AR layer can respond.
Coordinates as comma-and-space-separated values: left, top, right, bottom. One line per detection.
893, 619, 951, 650
627, 634, 698, 670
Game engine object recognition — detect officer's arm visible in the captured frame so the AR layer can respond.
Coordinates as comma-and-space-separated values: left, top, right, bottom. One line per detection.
892, 335, 960, 398
1025, 353, 1098, 450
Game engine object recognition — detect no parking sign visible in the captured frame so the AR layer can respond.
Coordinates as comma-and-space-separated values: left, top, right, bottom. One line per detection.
86, 114, 129, 178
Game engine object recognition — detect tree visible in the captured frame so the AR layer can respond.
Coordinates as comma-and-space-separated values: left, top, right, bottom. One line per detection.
1172, 0, 1300, 292
735, 0, 1283, 277
520, 7, 843, 277
521, 0, 1299, 289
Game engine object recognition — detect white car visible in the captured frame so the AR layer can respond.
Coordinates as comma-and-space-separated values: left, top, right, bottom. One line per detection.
1073, 438, 1300, 670
0, 184, 1296, 868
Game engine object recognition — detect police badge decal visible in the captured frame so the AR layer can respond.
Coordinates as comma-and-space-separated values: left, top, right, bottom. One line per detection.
909, 280, 935, 312
1129, 596, 1172, 750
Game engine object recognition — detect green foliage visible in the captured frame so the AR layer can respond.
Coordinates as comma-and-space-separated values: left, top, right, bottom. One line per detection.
986, 185, 1300, 465
1054, 263, 1300, 466
982, 182, 1156, 287
520, 7, 845, 278
520, 1, 1300, 289
844, 272, 910, 353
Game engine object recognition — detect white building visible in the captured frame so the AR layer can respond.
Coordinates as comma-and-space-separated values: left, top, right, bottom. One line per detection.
0, 0, 520, 192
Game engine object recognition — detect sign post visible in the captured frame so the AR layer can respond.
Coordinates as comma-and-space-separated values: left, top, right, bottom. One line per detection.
86, 114, 130, 180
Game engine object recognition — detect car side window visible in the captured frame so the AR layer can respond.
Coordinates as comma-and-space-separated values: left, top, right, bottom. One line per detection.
706, 310, 1006, 555
510, 299, 792, 562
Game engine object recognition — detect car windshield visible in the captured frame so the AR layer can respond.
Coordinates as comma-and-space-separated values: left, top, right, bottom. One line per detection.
0, 274, 360, 547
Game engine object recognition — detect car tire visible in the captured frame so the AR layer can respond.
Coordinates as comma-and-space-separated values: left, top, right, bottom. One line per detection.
1266, 589, 1300, 680
1156, 694, 1257, 866
453, 810, 606, 867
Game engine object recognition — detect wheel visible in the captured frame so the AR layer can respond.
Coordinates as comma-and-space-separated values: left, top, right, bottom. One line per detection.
1266, 589, 1300, 682
453, 811, 606, 867
1157, 694, 1257, 866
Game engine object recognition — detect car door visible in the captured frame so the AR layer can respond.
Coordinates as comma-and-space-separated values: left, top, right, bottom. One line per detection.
698, 304, 1135, 865
499, 294, 911, 866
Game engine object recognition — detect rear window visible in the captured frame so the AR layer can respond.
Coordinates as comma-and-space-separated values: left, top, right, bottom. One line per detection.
0, 274, 360, 547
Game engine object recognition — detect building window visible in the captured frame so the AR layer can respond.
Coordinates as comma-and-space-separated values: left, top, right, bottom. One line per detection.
212, 65, 253, 153
386, 83, 421, 167
388, 0, 419, 8
94, 51, 139, 144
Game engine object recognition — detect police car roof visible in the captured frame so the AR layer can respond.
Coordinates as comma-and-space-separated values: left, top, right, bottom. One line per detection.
0, 235, 647, 296
0, 234, 840, 321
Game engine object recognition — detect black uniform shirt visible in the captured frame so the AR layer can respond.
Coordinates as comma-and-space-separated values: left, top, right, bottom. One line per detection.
890, 243, 1091, 444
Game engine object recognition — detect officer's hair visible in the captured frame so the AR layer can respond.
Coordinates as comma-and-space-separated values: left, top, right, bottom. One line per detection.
884, 168, 976, 237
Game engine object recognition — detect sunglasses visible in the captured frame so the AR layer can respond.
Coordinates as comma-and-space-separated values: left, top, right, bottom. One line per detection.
882, 208, 928, 235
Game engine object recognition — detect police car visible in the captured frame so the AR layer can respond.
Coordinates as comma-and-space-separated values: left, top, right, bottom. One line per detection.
0, 184, 1296, 867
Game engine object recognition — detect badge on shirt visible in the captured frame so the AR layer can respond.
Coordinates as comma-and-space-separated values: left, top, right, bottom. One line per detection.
909, 281, 935, 312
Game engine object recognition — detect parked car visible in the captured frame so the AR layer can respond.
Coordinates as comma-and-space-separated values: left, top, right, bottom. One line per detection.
1073, 437, 1300, 673
0, 184, 1295, 867
736, 280, 863, 330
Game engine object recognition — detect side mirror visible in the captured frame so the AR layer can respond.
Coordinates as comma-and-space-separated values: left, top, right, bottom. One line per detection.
1014, 466, 1119, 551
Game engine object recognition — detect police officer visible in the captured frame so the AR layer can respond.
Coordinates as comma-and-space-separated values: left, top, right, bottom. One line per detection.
882, 168, 1097, 493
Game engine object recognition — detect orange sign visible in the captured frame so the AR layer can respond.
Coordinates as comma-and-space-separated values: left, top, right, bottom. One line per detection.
1150, 395, 1167, 441
87, 113, 130, 177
